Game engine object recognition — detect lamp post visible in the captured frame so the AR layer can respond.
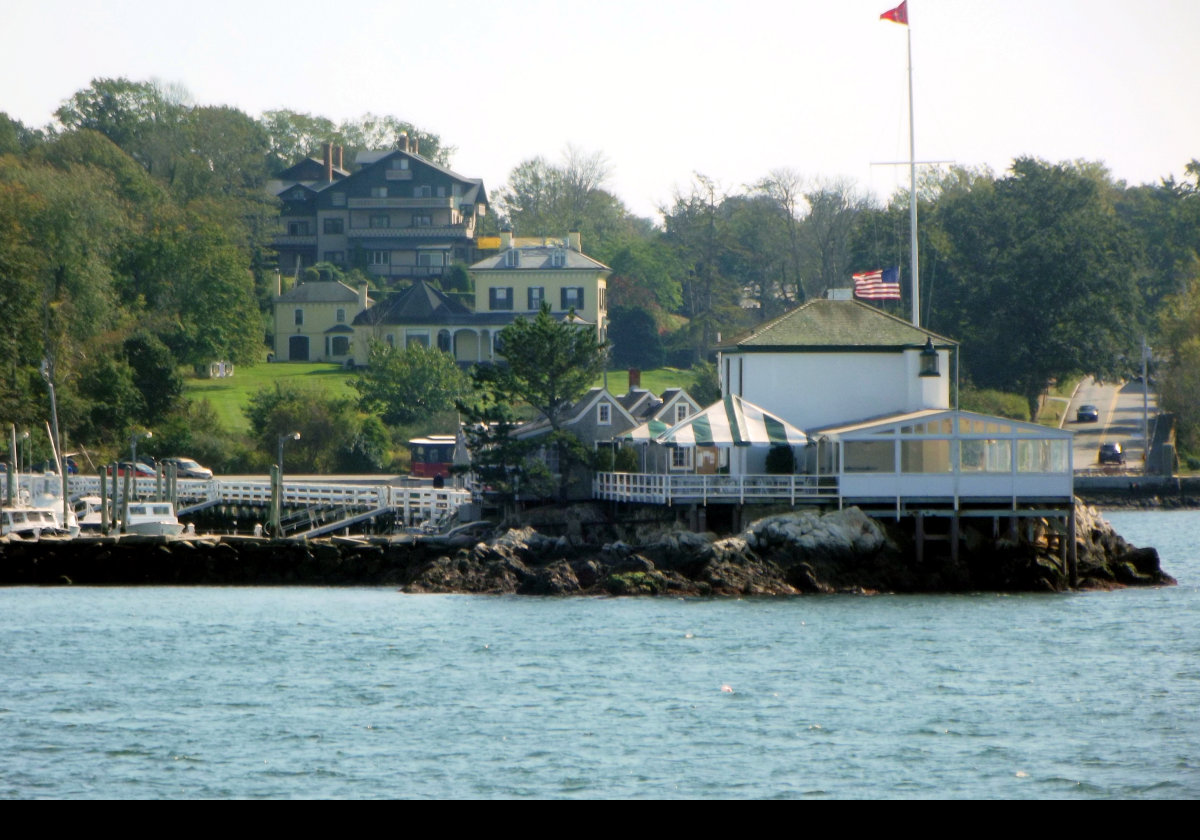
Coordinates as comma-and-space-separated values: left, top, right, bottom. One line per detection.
130, 430, 152, 470
277, 431, 301, 474
273, 432, 300, 537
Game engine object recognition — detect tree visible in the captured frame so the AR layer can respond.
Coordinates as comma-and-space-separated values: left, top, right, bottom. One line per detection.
931, 158, 1144, 418
608, 307, 664, 370
462, 305, 607, 499
354, 341, 470, 426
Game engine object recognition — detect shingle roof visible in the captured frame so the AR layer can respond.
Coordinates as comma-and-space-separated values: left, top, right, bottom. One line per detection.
276, 281, 363, 304
352, 279, 473, 326
717, 299, 957, 351
470, 245, 610, 272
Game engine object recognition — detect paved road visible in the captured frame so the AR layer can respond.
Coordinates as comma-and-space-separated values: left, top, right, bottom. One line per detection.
1064, 377, 1156, 470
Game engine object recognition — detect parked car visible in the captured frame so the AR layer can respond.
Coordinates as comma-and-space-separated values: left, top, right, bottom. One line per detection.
158, 457, 214, 479
1076, 404, 1099, 423
106, 461, 156, 477
1098, 442, 1126, 465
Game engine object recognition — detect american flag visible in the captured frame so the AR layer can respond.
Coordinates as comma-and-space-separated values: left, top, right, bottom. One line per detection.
852, 267, 901, 300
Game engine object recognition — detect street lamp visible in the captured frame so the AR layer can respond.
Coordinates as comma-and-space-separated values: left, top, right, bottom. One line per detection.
130, 430, 152, 468
278, 431, 301, 473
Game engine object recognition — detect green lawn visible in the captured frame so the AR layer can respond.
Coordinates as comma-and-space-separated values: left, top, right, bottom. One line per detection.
591, 367, 699, 395
183, 363, 357, 434
184, 363, 701, 435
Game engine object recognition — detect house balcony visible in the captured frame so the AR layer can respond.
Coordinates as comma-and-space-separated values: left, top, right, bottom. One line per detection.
348, 225, 474, 240
274, 234, 318, 247
348, 197, 458, 209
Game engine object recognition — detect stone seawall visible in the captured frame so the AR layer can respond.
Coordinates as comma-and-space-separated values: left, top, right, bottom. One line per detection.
0, 501, 1173, 595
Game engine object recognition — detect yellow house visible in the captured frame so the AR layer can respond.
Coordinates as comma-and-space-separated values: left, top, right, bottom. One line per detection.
467, 230, 610, 344
274, 280, 373, 364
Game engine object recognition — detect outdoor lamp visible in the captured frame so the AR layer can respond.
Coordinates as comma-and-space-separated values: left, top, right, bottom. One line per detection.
919, 338, 940, 377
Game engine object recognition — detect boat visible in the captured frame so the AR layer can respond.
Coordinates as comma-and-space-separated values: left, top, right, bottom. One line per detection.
121, 501, 184, 537
1, 472, 79, 538
1, 505, 70, 539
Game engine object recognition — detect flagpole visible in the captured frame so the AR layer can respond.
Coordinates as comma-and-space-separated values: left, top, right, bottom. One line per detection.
907, 23, 919, 328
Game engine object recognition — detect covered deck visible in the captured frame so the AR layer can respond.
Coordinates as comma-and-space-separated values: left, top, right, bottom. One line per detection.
594, 408, 1074, 512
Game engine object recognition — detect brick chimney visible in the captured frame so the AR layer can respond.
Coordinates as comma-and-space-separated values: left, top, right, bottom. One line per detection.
324, 143, 333, 182
399, 132, 409, 153
412, 136, 419, 156
336, 145, 344, 171
628, 368, 641, 389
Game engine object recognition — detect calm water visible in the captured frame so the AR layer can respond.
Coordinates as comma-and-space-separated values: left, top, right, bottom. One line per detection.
2, 509, 1197, 799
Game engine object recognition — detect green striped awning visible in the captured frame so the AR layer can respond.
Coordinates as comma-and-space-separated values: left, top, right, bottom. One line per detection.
637, 395, 809, 448
619, 418, 672, 442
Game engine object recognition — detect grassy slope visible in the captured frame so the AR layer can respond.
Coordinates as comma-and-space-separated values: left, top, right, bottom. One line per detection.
183, 363, 358, 434
183, 364, 700, 435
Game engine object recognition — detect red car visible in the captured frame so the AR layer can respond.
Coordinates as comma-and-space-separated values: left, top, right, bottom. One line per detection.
106, 461, 157, 477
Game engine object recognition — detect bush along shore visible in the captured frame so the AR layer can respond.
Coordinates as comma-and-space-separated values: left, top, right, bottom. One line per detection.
0, 500, 1173, 594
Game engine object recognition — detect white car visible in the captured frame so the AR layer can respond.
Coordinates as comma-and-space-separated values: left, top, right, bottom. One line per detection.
159, 457, 214, 479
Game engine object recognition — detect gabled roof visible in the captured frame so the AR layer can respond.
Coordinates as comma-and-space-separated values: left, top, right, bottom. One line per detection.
333, 149, 488, 208
717, 299, 956, 352
514, 388, 638, 440
352, 279, 473, 326
276, 280, 364, 304
470, 245, 610, 272
274, 156, 351, 182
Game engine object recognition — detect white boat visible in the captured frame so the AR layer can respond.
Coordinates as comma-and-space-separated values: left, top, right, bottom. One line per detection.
2, 472, 79, 538
1, 505, 70, 538
122, 501, 184, 537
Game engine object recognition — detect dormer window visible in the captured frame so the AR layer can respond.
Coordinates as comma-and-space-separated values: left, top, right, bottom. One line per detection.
598, 403, 612, 425
505, 250, 520, 268
550, 249, 566, 268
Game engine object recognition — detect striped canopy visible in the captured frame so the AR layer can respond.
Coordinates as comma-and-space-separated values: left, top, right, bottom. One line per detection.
622, 395, 809, 448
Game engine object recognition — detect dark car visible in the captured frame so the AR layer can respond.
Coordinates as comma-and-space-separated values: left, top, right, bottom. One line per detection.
1076, 404, 1099, 423
159, 457, 214, 479
1098, 442, 1125, 465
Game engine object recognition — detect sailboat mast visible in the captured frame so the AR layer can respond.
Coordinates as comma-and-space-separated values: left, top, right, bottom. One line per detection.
906, 25, 919, 327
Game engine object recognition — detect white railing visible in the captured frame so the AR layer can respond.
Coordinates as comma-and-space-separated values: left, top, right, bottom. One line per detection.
593, 473, 840, 505
66, 476, 468, 525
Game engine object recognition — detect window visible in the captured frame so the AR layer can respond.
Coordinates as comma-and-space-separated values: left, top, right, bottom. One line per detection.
417, 252, 446, 268
385, 334, 394, 347
288, 221, 310, 235
370, 250, 390, 265
437, 186, 446, 197
331, 192, 346, 207
489, 287, 513, 311
561, 287, 584, 311
599, 286, 607, 310
671, 448, 693, 470
389, 158, 409, 170
370, 214, 390, 228
413, 185, 432, 198
323, 218, 344, 234
675, 404, 690, 424
505, 249, 520, 267
412, 215, 432, 227
331, 336, 350, 356
370, 186, 388, 198
294, 309, 304, 326
598, 403, 612, 425
406, 331, 430, 348
336, 308, 346, 323
323, 251, 344, 264
528, 286, 544, 310
550, 249, 566, 268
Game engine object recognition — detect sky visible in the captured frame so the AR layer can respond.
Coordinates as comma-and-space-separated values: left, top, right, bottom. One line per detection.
6, 0, 1199, 220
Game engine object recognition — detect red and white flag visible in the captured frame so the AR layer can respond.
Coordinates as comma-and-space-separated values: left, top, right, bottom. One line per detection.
880, 2, 908, 25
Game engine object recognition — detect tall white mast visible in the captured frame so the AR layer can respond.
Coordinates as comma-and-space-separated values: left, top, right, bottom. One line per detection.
881, 2, 919, 326
906, 23, 919, 327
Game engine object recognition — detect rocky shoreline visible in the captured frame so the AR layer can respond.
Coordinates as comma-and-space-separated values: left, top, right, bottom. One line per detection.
0, 499, 1174, 594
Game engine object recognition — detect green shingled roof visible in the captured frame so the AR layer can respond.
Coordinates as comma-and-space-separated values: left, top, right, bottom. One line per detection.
717, 299, 957, 351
